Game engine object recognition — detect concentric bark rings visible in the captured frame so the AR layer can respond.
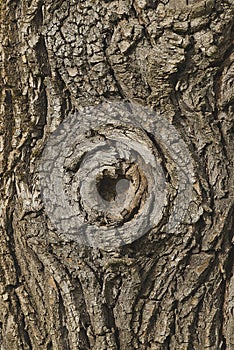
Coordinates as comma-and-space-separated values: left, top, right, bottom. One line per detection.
39, 101, 195, 248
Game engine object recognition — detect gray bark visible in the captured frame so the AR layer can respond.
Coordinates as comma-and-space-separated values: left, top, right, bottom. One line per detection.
0, 0, 233, 349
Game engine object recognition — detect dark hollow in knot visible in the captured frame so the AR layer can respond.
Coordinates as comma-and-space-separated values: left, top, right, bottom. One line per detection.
96, 173, 131, 202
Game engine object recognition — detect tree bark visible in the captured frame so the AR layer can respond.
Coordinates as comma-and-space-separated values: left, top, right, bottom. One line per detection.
0, 0, 233, 349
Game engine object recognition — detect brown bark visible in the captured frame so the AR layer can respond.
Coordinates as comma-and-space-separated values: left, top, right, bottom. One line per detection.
0, 0, 233, 349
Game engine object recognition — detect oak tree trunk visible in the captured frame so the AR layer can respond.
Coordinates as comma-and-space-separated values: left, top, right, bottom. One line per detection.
0, 0, 233, 349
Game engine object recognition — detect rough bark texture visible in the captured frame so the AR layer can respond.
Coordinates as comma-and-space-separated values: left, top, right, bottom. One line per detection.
0, 0, 234, 349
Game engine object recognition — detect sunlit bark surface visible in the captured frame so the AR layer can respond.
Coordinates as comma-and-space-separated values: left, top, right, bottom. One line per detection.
0, 1, 233, 349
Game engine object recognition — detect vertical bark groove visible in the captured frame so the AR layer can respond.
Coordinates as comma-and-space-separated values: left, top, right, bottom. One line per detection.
0, 0, 233, 349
